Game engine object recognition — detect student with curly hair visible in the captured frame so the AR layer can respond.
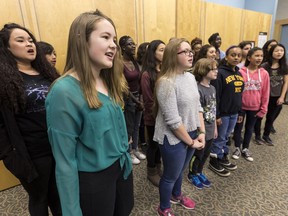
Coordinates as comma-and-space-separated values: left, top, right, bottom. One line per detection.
0, 23, 61, 216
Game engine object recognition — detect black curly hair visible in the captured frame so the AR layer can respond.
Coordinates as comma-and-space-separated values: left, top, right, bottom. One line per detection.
0, 23, 59, 113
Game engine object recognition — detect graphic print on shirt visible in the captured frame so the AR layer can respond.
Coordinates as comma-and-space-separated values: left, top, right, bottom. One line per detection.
202, 93, 216, 124
270, 69, 283, 88
225, 74, 244, 93
26, 82, 49, 113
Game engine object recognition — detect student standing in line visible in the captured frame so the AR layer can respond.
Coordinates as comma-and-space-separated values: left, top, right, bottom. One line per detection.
140, 40, 165, 187
187, 58, 218, 189
191, 37, 202, 66
45, 10, 134, 216
153, 38, 205, 216
262, 39, 278, 64
37, 41, 57, 67
119, 35, 146, 165
232, 47, 270, 161
209, 46, 244, 177
136, 42, 150, 149
0, 23, 61, 216
194, 44, 217, 63
237, 41, 252, 69
254, 44, 288, 146
208, 32, 225, 60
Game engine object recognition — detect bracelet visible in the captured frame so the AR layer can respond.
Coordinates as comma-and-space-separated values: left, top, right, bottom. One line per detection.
198, 131, 206, 135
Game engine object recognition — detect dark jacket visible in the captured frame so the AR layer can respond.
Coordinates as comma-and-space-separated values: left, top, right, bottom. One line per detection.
211, 65, 244, 118
0, 105, 38, 183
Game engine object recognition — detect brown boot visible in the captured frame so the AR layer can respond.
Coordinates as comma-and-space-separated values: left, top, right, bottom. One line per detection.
156, 163, 163, 177
147, 167, 160, 187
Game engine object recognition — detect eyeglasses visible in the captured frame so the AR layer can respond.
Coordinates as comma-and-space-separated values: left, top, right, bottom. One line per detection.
177, 50, 194, 56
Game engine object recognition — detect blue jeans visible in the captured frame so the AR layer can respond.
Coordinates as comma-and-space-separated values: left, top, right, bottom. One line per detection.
159, 130, 197, 210
210, 114, 238, 159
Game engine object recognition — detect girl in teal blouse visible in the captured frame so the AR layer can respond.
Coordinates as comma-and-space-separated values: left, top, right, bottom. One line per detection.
45, 10, 133, 216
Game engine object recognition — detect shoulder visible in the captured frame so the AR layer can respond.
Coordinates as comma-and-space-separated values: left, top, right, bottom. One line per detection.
48, 76, 81, 101
141, 71, 150, 79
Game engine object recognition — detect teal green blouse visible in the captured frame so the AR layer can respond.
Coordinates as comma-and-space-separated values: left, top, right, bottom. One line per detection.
45, 76, 132, 216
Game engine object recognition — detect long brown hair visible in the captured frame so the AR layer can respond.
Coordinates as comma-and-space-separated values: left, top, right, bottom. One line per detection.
64, 10, 128, 108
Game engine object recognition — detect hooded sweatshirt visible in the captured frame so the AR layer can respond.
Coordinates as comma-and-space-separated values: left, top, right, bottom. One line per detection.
239, 66, 270, 118
211, 64, 244, 118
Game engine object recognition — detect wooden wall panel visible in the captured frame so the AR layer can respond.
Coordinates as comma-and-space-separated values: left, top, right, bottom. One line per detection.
143, 0, 176, 44
204, 2, 243, 51
0, 0, 23, 28
33, 0, 95, 73
242, 10, 272, 46
0, 162, 20, 191
93, 0, 137, 43
176, 0, 202, 42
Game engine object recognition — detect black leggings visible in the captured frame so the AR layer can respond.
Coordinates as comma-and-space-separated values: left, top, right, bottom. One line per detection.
254, 96, 282, 137
79, 159, 134, 216
145, 125, 161, 168
234, 110, 258, 149
189, 139, 213, 175
20, 156, 62, 216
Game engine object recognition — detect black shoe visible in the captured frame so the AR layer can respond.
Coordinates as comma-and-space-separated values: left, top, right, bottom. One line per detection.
209, 157, 230, 177
218, 155, 237, 171
254, 136, 265, 145
271, 126, 276, 134
262, 135, 274, 146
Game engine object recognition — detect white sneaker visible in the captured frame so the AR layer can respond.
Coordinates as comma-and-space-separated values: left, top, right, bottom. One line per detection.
130, 153, 140, 165
134, 150, 146, 160
242, 148, 254, 162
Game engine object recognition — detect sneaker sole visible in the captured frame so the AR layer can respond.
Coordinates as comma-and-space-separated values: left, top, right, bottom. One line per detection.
220, 164, 237, 171
170, 200, 195, 210
232, 155, 240, 160
187, 177, 203, 190
208, 164, 230, 177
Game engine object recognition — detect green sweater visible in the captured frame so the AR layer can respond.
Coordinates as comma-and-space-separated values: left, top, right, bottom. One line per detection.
45, 76, 131, 216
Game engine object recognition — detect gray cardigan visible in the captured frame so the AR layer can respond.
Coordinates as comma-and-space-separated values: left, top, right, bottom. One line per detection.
153, 72, 203, 145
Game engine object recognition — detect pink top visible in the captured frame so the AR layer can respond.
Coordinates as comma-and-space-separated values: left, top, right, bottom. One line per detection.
240, 66, 270, 118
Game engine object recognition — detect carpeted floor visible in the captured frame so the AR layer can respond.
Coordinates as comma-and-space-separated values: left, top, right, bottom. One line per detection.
1, 107, 288, 216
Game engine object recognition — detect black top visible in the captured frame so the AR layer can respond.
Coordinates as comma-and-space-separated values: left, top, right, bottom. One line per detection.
211, 65, 244, 118
15, 72, 52, 159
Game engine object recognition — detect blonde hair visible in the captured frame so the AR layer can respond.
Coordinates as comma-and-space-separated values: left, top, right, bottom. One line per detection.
64, 10, 128, 108
153, 38, 190, 116
192, 58, 218, 82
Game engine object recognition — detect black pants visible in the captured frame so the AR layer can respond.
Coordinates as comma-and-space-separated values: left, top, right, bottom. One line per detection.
234, 110, 258, 149
189, 139, 213, 174
145, 125, 161, 168
79, 159, 134, 216
20, 156, 62, 216
255, 96, 282, 137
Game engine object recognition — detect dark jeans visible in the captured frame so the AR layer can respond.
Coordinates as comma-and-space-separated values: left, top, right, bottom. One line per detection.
20, 156, 62, 216
159, 131, 197, 210
234, 110, 258, 149
79, 159, 134, 216
146, 125, 161, 168
189, 139, 213, 175
255, 97, 282, 137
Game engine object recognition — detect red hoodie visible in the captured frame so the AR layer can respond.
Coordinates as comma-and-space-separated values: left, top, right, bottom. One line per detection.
240, 66, 270, 118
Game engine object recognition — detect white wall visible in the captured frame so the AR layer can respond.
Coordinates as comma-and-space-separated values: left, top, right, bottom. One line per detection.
276, 0, 288, 20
